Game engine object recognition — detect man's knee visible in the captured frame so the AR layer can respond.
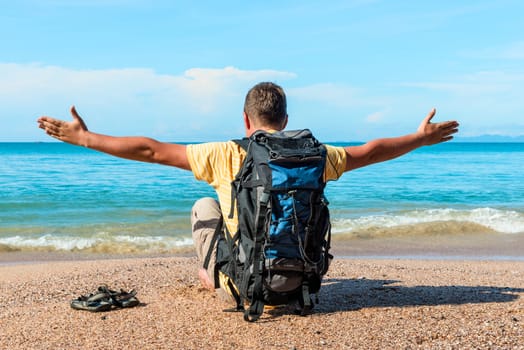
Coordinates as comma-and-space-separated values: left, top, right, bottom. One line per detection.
191, 197, 221, 226
191, 197, 221, 261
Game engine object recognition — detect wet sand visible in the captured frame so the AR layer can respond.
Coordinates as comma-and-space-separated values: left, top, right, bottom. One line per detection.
1, 235, 523, 349
330, 231, 524, 260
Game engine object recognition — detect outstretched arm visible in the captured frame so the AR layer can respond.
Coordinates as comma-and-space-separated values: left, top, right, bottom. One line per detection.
37, 106, 191, 170
344, 108, 459, 172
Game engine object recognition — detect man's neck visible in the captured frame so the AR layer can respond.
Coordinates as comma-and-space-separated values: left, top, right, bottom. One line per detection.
246, 126, 283, 137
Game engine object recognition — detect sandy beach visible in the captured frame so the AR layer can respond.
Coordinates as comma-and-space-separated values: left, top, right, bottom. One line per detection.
1, 248, 523, 350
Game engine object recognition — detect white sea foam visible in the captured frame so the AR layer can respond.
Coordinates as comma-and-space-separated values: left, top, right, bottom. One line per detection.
0, 233, 193, 253
1, 208, 522, 253
332, 208, 524, 234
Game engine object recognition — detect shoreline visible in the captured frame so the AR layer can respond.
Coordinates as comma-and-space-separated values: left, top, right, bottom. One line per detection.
330, 231, 524, 262
2, 231, 523, 265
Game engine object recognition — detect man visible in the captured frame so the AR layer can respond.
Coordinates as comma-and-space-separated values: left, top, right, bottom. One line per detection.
38, 82, 459, 299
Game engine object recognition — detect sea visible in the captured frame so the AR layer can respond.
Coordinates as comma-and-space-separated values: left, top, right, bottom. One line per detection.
1, 142, 523, 256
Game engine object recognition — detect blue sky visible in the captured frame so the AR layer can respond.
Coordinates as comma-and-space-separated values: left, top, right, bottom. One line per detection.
1, 0, 523, 142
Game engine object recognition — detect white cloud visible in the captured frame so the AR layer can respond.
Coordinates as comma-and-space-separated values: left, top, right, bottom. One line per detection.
0, 63, 296, 140
0, 63, 295, 111
2, 63, 523, 141
178, 66, 296, 114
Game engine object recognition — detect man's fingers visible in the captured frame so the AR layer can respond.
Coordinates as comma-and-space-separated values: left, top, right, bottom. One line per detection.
70, 106, 80, 120
438, 121, 459, 141
40, 123, 59, 137
424, 108, 436, 124
46, 124, 61, 135
443, 120, 459, 128
38, 108, 86, 144
70, 105, 88, 131
38, 118, 61, 130
38, 116, 60, 126
448, 126, 459, 134
440, 121, 459, 133
43, 127, 60, 139
38, 116, 54, 124
38, 118, 67, 140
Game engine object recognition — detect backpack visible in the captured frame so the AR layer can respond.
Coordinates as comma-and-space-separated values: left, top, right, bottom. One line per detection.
217, 129, 332, 322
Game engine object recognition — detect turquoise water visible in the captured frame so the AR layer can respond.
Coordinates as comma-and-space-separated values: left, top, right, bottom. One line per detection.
1, 142, 523, 253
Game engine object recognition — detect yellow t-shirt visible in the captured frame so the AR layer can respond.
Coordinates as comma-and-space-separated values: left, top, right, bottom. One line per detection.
186, 140, 347, 236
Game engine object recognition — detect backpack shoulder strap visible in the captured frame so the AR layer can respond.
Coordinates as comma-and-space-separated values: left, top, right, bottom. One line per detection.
228, 137, 251, 219
232, 138, 250, 151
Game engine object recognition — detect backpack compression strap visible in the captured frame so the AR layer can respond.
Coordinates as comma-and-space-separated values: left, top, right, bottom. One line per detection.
202, 216, 223, 271
244, 189, 270, 322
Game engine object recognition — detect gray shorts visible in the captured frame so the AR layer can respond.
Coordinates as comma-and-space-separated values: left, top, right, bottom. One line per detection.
191, 197, 222, 288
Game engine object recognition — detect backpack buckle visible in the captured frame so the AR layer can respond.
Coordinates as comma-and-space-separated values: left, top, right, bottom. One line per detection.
260, 191, 270, 205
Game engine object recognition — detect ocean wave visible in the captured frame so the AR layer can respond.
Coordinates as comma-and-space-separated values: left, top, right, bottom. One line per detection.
1, 207, 522, 253
331, 208, 524, 235
0, 233, 193, 254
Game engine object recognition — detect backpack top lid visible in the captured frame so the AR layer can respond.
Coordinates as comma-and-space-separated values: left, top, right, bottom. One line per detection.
237, 129, 322, 155
234, 129, 327, 191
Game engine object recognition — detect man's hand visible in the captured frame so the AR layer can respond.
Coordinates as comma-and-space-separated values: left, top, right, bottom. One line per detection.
345, 108, 460, 171
38, 106, 89, 146
417, 108, 459, 145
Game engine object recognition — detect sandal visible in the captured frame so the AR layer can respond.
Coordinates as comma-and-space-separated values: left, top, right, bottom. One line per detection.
70, 291, 112, 312
97, 285, 140, 308
70, 285, 140, 312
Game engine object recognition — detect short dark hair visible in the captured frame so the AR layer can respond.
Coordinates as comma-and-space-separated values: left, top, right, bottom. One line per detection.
244, 82, 287, 128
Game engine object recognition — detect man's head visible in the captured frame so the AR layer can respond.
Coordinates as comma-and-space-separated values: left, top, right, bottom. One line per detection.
243, 82, 288, 134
